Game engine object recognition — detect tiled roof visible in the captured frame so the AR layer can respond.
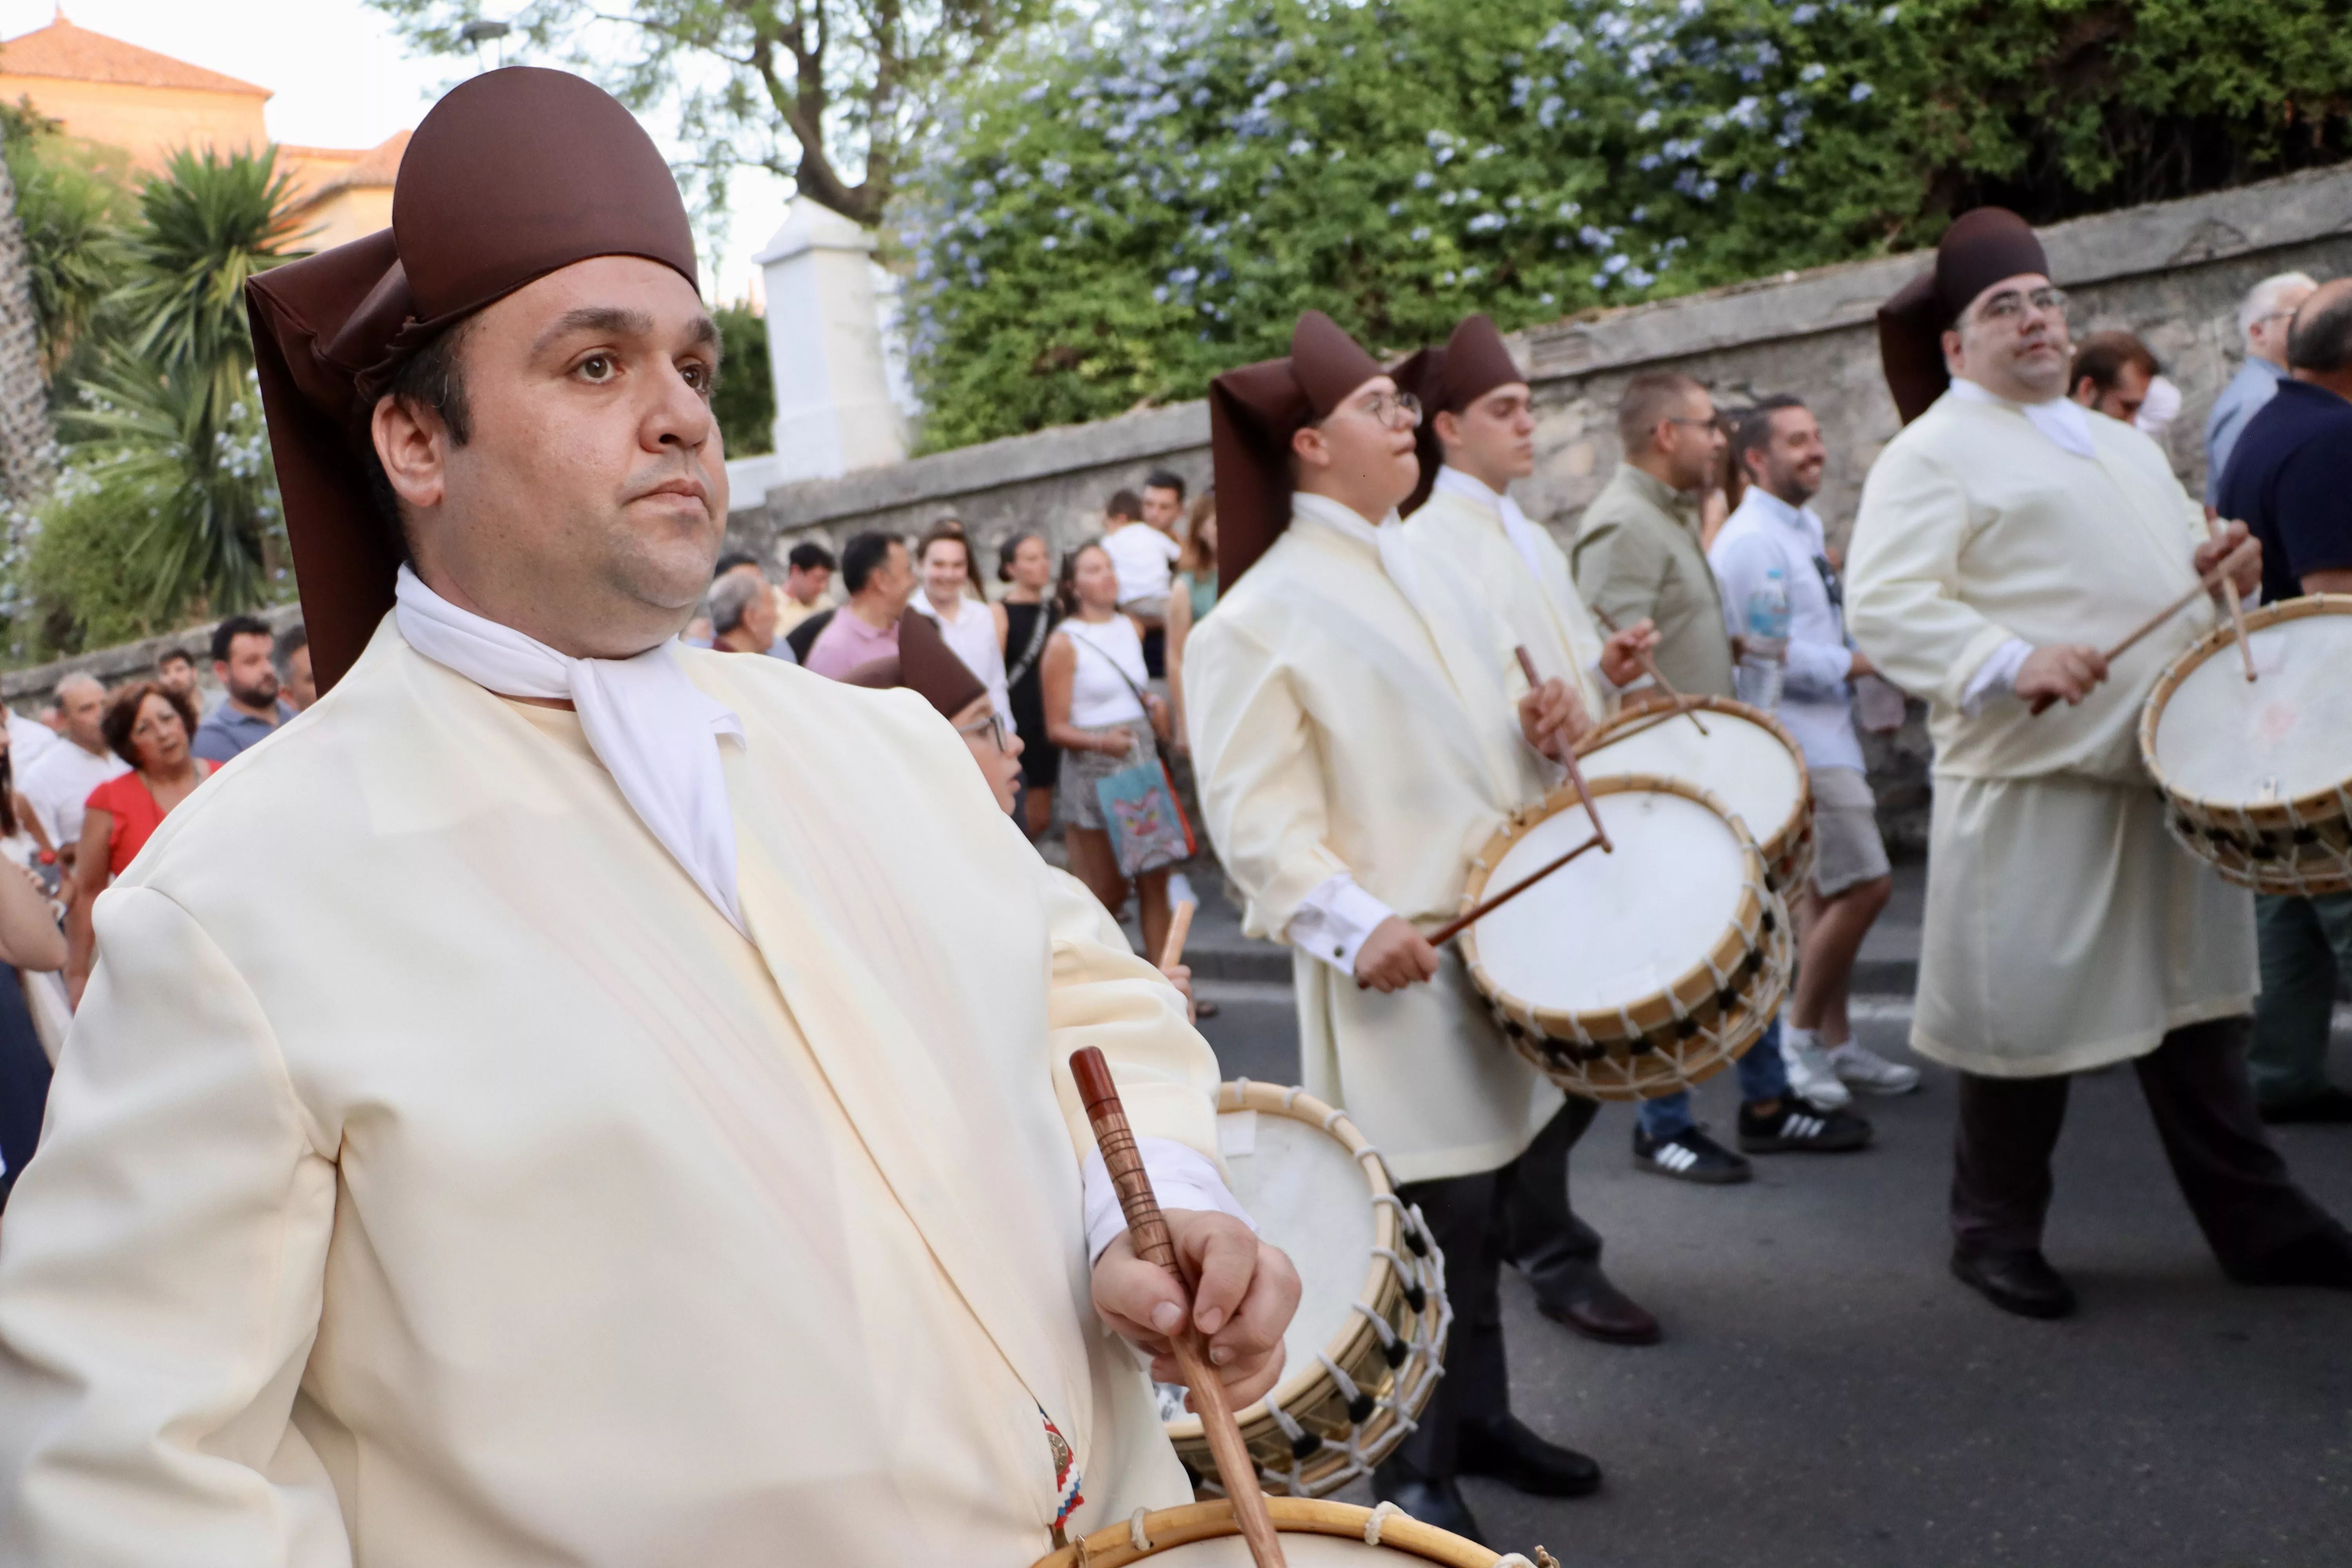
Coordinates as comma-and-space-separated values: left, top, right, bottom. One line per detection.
284, 131, 408, 200
0, 15, 269, 98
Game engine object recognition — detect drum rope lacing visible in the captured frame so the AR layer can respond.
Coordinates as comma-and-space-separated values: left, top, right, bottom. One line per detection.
2163, 779, 2352, 897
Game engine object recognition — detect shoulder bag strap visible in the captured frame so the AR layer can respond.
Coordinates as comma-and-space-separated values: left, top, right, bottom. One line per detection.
1005, 601, 1056, 689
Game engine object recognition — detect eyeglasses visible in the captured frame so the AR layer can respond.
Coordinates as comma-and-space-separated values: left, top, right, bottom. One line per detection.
1975, 286, 2069, 324
956, 710, 1011, 751
1347, 390, 1423, 431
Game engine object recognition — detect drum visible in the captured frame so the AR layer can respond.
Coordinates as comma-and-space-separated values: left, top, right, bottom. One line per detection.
1577, 696, 1815, 894
1159, 1082, 1447, 1499
1033, 1497, 1553, 1567
1458, 775, 1792, 1102
2143, 594, 2352, 894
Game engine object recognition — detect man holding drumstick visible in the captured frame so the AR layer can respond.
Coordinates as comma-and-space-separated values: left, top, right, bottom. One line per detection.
1848, 207, 2352, 1320
1184, 310, 1602, 1541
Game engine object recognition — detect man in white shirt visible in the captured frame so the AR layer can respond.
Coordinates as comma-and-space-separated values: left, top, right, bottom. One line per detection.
1708, 397, 1916, 1105
17, 673, 128, 861
1851, 206, 2351, 1321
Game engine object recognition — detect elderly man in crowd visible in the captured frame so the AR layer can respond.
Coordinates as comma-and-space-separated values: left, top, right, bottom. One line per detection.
709, 565, 784, 657
2214, 279, 2352, 1125
2067, 331, 2162, 424
17, 674, 126, 866
191, 614, 295, 763
804, 530, 916, 678
2206, 271, 2319, 501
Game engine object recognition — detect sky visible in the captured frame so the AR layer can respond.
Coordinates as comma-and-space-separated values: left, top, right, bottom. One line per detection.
0, 0, 790, 301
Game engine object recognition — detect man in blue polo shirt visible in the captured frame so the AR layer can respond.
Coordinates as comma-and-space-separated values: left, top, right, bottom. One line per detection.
2215, 278, 2352, 1124
190, 614, 296, 763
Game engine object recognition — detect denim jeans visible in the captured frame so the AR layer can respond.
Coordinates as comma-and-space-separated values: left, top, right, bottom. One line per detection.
2250, 892, 2352, 1106
1635, 1016, 1789, 1140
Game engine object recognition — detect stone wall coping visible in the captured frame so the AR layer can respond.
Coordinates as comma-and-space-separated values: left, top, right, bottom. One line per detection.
4, 601, 305, 709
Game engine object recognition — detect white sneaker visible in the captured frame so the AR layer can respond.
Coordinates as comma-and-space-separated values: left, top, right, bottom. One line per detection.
1779, 1029, 1853, 1110
1827, 1040, 1923, 1096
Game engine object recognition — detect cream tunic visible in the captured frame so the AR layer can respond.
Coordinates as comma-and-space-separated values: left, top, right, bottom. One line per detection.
1846, 388, 2255, 1077
0, 620, 1217, 1566
1405, 472, 1609, 718
1183, 508, 1562, 1183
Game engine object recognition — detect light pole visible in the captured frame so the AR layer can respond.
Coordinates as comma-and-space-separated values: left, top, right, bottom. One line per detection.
458, 19, 512, 71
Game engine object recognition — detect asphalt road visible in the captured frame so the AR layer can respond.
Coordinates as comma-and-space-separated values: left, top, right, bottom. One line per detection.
1193, 987, 2352, 1568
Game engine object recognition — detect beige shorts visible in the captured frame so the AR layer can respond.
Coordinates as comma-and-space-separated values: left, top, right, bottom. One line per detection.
1811, 766, 1891, 898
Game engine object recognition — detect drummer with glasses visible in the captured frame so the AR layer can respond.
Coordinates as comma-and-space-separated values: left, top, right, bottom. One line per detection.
1848, 207, 2352, 1322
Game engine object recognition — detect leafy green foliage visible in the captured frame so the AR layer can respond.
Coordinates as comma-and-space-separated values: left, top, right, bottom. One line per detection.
0, 98, 136, 392
713, 301, 775, 456
898, 0, 2352, 448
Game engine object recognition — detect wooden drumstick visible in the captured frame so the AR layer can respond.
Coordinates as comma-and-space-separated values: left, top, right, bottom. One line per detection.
1515, 646, 1613, 856
1067, 1049, 1285, 1568
2205, 510, 2258, 684
2028, 538, 2260, 715
1589, 605, 1709, 736
1160, 900, 1197, 970
1425, 830, 1609, 947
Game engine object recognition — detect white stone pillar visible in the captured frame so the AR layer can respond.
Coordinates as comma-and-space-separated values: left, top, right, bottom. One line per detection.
756, 201, 908, 483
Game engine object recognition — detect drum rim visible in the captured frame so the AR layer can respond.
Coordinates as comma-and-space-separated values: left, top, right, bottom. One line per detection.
2141, 593, 2352, 822
1161, 1082, 1403, 1444
1578, 695, 1814, 871
1459, 773, 1774, 1034
1033, 1497, 1505, 1567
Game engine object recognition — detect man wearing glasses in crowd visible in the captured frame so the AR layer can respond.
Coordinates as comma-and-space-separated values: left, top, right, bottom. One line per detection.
1847, 209, 2352, 1322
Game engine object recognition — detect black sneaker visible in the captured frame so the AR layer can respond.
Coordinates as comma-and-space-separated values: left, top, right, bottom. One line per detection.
1738, 1099, 1873, 1154
1632, 1124, 1752, 1184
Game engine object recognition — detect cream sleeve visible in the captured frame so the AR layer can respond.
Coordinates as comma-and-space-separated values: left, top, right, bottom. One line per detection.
0, 886, 350, 1568
1846, 441, 2021, 708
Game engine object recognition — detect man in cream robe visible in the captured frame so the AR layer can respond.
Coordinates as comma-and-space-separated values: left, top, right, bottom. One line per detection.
0, 70, 1298, 1566
1848, 206, 2352, 1321
1185, 310, 1604, 1542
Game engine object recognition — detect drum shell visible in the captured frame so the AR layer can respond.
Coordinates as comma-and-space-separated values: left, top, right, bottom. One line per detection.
1033, 1497, 1517, 1566
1163, 1083, 1447, 1497
1459, 775, 1793, 1103
1577, 696, 1817, 897
2142, 595, 2352, 895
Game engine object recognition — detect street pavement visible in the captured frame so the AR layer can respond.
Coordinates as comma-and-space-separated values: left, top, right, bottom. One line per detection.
1164, 869, 2352, 1568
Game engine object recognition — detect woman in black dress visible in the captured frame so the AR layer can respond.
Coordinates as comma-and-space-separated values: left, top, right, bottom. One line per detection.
995, 531, 1061, 841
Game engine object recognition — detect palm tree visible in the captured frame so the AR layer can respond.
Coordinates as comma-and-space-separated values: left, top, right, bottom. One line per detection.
0, 150, 59, 508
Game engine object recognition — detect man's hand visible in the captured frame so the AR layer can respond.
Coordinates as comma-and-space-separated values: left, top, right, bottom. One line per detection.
1159, 961, 1196, 1024
1354, 915, 1439, 993
1599, 619, 1660, 689
1517, 676, 1590, 762
2196, 517, 2261, 599
1093, 1210, 1301, 1412
2016, 644, 2108, 709
1845, 648, 1877, 680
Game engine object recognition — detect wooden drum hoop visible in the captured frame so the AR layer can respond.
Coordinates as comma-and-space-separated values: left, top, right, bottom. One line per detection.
1576, 695, 1817, 895
1459, 774, 1793, 1103
1033, 1497, 1552, 1567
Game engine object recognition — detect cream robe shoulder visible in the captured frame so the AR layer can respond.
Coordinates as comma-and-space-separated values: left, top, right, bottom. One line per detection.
1182, 518, 1562, 1183
1405, 485, 1608, 715
1845, 393, 2252, 1076
0, 619, 1219, 1566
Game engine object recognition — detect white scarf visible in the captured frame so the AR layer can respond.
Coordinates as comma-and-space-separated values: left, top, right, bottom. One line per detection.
1290, 491, 1430, 622
393, 566, 750, 935
1433, 464, 1552, 582
1948, 375, 2096, 459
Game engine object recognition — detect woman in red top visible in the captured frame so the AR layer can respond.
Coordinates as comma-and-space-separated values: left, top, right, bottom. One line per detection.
64, 681, 214, 1007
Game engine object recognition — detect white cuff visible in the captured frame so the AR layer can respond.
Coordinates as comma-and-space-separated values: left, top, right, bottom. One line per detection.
1960, 637, 2033, 718
1082, 1138, 1258, 1264
1284, 873, 1397, 976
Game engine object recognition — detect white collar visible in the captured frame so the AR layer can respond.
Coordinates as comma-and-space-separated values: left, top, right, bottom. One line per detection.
1947, 375, 2097, 459
1433, 465, 1548, 582
1292, 491, 1429, 620
1733, 486, 1820, 539
393, 566, 749, 935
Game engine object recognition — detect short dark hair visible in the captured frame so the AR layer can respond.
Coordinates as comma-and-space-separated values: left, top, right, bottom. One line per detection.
787, 541, 837, 574
2069, 331, 2160, 394
1106, 488, 1144, 522
1617, 371, 1707, 453
1143, 469, 1187, 501
102, 680, 201, 769
713, 551, 760, 578
1731, 395, 1809, 467
154, 648, 194, 671
211, 614, 275, 665
362, 315, 476, 547
998, 529, 1042, 583
840, 530, 903, 595
274, 624, 308, 666
2288, 286, 2352, 375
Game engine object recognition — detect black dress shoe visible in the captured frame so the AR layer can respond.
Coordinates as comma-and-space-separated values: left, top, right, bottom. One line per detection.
1535, 1271, 1662, 1346
1372, 1469, 1486, 1544
2225, 1227, 2352, 1289
1950, 1248, 2077, 1319
2257, 1086, 2352, 1124
1456, 1414, 1602, 1498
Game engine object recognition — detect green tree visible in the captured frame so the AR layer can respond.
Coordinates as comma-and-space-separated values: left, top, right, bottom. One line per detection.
0, 100, 136, 391
713, 300, 775, 456
369, 0, 1053, 226
898, 0, 2352, 450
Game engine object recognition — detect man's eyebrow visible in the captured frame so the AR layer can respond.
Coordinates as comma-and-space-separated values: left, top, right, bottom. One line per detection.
530, 305, 654, 358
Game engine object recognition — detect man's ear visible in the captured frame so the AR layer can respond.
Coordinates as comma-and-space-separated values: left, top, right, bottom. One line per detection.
1432, 408, 1462, 448
1290, 423, 1331, 471
1940, 328, 1965, 374
371, 394, 448, 514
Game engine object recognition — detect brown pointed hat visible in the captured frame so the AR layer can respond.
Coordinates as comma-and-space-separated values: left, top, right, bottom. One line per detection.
245, 67, 699, 693
1394, 312, 1528, 515
841, 608, 988, 720
1208, 310, 1387, 595
1877, 207, 2051, 425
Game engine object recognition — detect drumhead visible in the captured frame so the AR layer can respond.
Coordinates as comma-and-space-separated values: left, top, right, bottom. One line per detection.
2151, 612, 2352, 804
1473, 788, 1746, 1014
1581, 704, 1803, 850
1216, 1107, 1377, 1398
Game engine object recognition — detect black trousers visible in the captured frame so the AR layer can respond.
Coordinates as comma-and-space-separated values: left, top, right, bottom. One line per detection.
1952, 1014, 2340, 1269
1384, 1098, 1598, 1481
